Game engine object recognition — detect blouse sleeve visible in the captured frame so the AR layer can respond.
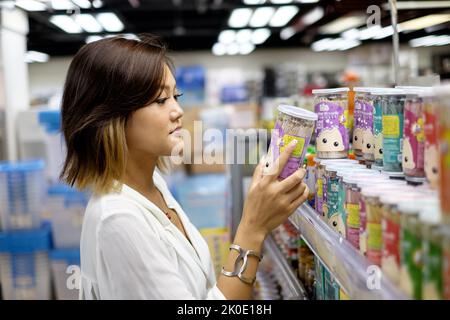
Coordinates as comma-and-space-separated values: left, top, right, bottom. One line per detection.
96, 212, 226, 300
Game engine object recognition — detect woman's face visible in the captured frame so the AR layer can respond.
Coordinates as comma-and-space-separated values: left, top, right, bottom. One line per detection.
125, 65, 184, 158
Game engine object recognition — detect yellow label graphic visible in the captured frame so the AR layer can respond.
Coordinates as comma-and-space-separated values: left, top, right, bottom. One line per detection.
367, 223, 382, 249
382, 115, 400, 138
317, 179, 323, 197
346, 203, 360, 227
280, 135, 305, 158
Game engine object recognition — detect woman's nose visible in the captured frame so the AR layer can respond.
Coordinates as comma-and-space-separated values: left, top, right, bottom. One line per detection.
169, 101, 183, 121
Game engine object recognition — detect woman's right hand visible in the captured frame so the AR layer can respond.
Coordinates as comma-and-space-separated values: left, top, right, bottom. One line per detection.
239, 140, 309, 239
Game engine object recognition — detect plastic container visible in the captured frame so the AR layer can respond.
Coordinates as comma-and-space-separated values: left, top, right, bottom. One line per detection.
50, 249, 80, 300
47, 184, 88, 248
0, 160, 46, 230
381, 89, 406, 175
353, 88, 376, 163
352, 88, 368, 160
400, 87, 429, 184
423, 91, 439, 189
38, 110, 66, 185
305, 154, 316, 207
267, 104, 317, 180
0, 226, 51, 299
442, 226, 450, 300
313, 88, 350, 159
421, 210, 443, 300
435, 85, 450, 224
371, 89, 387, 168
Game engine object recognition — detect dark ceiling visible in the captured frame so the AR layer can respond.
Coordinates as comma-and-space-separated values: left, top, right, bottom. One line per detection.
20, 0, 450, 56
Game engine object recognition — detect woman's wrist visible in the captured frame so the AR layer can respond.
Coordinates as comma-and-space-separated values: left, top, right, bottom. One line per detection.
233, 222, 266, 253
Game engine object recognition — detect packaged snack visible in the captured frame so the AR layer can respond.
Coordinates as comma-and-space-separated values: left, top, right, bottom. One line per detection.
267, 104, 317, 180
313, 88, 350, 159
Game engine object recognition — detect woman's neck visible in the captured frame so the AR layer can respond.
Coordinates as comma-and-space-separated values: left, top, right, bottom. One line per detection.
123, 151, 158, 196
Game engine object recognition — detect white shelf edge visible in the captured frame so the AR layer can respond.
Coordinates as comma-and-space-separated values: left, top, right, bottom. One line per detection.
264, 235, 308, 300
289, 203, 409, 300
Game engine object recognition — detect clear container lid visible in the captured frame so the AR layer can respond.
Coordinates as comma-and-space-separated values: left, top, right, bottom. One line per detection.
433, 85, 450, 98
370, 88, 405, 96
278, 104, 318, 121
312, 87, 350, 95
419, 206, 441, 225
354, 87, 380, 93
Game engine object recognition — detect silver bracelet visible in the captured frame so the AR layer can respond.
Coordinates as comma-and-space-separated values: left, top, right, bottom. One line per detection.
221, 244, 263, 285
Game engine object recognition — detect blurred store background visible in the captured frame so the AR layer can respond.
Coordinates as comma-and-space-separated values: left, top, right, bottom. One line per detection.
0, 0, 449, 300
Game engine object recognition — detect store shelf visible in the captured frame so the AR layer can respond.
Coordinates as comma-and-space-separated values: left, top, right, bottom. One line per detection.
289, 203, 409, 300
263, 235, 308, 300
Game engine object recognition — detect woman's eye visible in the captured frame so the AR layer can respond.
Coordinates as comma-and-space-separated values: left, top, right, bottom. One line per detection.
156, 98, 169, 105
174, 92, 184, 100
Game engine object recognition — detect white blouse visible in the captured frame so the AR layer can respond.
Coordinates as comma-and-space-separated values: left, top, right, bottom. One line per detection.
79, 170, 226, 300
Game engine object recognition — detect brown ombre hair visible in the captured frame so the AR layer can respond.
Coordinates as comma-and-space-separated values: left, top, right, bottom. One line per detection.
60, 34, 172, 194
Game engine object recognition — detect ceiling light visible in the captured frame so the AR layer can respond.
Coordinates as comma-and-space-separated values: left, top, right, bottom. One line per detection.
219, 30, 236, 44
50, 15, 83, 33
86, 35, 103, 43
269, 5, 299, 27
311, 38, 333, 51
301, 7, 324, 25
385, 1, 450, 10
270, 0, 293, 4
280, 26, 296, 40
252, 28, 271, 44
212, 43, 227, 56
244, 0, 266, 4
236, 29, 253, 43
373, 25, 394, 39
341, 28, 360, 40
319, 15, 366, 34
296, 0, 320, 3
228, 8, 253, 28
74, 14, 103, 33
92, 0, 104, 8
359, 25, 381, 40
239, 43, 256, 55
409, 35, 450, 47
15, 0, 47, 11
249, 7, 276, 28
25, 50, 49, 63
339, 39, 361, 51
97, 12, 124, 32
226, 43, 240, 55
72, 0, 92, 9
400, 14, 450, 31
51, 0, 75, 10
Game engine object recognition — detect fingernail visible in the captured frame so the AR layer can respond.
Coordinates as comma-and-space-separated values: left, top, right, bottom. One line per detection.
298, 168, 306, 179
289, 139, 298, 148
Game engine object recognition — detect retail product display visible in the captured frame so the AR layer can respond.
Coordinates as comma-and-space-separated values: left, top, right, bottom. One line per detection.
0, 160, 45, 230
313, 88, 350, 159
0, 226, 52, 299
382, 89, 406, 176
436, 85, 450, 225
423, 92, 439, 189
47, 185, 88, 248
353, 88, 375, 163
267, 104, 317, 180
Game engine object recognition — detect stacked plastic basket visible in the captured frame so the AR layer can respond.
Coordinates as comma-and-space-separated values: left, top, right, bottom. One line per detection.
0, 160, 52, 299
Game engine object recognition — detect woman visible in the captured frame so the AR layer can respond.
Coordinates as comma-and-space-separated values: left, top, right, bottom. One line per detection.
60, 35, 309, 300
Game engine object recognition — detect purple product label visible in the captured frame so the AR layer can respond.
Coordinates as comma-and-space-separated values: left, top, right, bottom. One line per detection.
315, 101, 349, 153
361, 101, 374, 155
403, 103, 425, 171
270, 122, 309, 180
353, 100, 364, 150
347, 227, 360, 250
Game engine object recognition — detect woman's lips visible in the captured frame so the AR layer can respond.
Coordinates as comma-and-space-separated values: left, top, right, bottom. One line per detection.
170, 127, 182, 135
